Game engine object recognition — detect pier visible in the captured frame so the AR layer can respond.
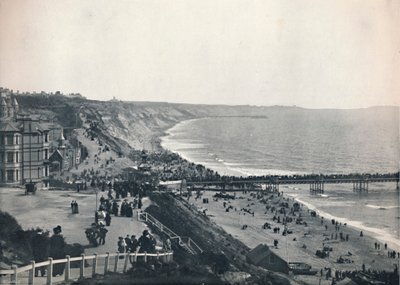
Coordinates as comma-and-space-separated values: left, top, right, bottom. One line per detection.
186, 173, 399, 193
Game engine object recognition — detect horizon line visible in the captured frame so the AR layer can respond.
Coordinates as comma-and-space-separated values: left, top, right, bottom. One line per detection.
1, 85, 399, 111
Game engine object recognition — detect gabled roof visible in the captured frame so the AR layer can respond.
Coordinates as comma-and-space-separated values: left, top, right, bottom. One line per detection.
49, 149, 63, 160
12, 97, 18, 106
246, 244, 287, 265
0, 121, 21, 132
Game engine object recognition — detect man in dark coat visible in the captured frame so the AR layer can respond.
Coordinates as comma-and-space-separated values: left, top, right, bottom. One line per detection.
125, 235, 132, 252
138, 230, 152, 253
31, 229, 49, 276
112, 201, 119, 216
49, 226, 66, 277
98, 225, 108, 245
130, 235, 138, 253
105, 212, 111, 226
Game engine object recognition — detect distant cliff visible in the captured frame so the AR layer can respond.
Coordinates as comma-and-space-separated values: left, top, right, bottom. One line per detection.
15, 93, 278, 153
15, 93, 398, 156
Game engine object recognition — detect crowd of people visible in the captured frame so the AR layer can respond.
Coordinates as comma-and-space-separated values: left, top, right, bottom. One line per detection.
193, 188, 400, 284
332, 267, 399, 285
117, 230, 156, 255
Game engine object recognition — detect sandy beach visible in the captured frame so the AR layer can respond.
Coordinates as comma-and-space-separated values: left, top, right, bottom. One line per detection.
190, 189, 399, 282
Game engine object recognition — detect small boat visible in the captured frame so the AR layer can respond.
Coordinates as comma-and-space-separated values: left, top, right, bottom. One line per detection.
288, 262, 318, 275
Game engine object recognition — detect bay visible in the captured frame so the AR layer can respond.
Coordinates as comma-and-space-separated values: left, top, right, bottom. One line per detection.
161, 107, 400, 248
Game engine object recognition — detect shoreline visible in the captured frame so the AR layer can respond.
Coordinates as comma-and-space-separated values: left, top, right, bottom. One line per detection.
158, 118, 400, 254
190, 189, 400, 275
285, 190, 400, 252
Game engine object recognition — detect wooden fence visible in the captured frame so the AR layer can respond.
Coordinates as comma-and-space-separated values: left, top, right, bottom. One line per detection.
0, 251, 173, 285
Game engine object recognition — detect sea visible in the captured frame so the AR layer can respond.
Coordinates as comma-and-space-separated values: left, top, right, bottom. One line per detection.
161, 107, 400, 249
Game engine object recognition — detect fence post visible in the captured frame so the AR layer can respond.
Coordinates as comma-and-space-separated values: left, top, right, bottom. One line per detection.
80, 254, 85, 279
65, 255, 70, 282
11, 265, 17, 285
123, 253, 130, 273
28, 260, 35, 285
92, 254, 97, 277
104, 252, 110, 274
114, 252, 119, 272
46, 258, 53, 285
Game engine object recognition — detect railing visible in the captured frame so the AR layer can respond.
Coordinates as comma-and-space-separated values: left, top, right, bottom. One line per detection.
0, 251, 173, 285
138, 212, 203, 254
138, 212, 180, 241
186, 176, 400, 186
180, 237, 203, 254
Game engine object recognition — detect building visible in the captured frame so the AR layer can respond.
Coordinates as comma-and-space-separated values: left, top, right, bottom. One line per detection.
0, 89, 50, 187
246, 244, 289, 274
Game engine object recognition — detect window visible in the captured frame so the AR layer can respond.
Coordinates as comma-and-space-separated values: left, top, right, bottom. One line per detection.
15, 151, 19, 163
37, 150, 40, 161
6, 170, 14, 182
7, 152, 14, 163
6, 135, 13, 145
15, 135, 19, 145
15, 170, 19, 181
45, 133, 48, 143
38, 167, 41, 178
45, 166, 48, 176
44, 149, 48, 160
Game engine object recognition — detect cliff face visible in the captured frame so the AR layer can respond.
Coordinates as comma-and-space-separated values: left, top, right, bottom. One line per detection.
15, 93, 399, 157
15, 93, 273, 152
82, 101, 276, 151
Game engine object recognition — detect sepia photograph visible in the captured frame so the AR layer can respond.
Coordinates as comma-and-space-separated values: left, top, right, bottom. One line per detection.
0, 1, 399, 284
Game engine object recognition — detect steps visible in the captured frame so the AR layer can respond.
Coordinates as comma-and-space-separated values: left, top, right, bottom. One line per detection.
138, 211, 203, 255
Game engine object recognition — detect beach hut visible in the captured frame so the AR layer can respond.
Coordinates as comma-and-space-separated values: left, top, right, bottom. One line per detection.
246, 244, 289, 274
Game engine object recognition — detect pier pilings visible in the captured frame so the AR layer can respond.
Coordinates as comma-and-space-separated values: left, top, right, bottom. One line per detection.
265, 183, 279, 192
309, 181, 324, 194
353, 180, 368, 192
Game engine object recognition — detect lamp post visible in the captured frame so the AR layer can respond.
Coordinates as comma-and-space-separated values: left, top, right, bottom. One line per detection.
95, 189, 99, 219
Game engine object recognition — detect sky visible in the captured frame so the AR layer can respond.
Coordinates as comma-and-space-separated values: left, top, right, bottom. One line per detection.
0, 0, 399, 108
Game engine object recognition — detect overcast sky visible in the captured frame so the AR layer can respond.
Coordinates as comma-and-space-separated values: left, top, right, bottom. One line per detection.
0, 0, 399, 108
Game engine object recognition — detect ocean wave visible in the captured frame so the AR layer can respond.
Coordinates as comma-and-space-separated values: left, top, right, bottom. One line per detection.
365, 204, 399, 210
224, 166, 307, 177
161, 140, 206, 150
287, 195, 400, 251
